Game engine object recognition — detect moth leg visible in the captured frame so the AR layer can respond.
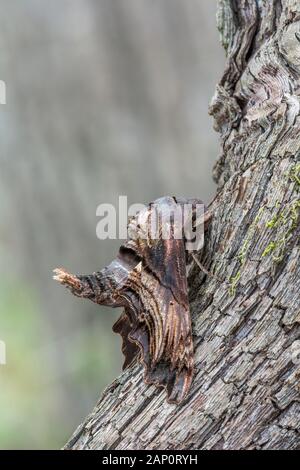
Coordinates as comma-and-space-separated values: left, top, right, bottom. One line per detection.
203, 210, 212, 230
190, 254, 210, 276
191, 253, 222, 282
193, 208, 211, 232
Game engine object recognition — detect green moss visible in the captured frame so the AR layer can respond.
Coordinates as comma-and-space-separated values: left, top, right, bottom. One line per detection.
265, 201, 282, 229
229, 271, 241, 296
290, 200, 300, 228
262, 241, 277, 257
261, 163, 300, 263
229, 162, 300, 296
229, 207, 264, 296
289, 163, 300, 187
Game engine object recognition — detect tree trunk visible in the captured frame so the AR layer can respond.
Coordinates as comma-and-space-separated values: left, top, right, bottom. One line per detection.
65, 0, 300, 450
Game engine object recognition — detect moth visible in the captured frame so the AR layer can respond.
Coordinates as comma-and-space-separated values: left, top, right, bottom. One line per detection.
54, 196, 209, 404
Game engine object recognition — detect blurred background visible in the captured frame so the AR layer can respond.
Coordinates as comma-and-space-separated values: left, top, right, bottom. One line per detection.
0, 0, 223, 449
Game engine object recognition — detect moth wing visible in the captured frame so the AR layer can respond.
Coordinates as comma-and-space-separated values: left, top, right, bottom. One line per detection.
129, 274, 193, 404
114, 197, 195, 402
112, 311, 140, 369
142, 238, 189, 309
124, 238, 188, 308
125, 195, 189, 308
114, 239, 194, 404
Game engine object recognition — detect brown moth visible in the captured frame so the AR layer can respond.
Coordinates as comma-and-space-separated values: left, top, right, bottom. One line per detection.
53, 196, 209, 404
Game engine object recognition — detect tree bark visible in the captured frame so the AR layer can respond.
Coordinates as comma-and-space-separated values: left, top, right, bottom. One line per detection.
65, 0, 300, 450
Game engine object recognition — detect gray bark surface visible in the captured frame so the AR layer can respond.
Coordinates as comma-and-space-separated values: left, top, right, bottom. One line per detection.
65, 0, 300, 450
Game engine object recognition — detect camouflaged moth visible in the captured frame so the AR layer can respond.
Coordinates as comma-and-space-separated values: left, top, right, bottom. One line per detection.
54, 196, 209, 404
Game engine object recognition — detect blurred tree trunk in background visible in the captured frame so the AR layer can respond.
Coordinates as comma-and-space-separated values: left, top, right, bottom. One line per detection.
66, 0, 300, 450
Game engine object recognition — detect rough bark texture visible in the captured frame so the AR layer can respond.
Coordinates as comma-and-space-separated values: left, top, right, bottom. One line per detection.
65, 0, 300, 450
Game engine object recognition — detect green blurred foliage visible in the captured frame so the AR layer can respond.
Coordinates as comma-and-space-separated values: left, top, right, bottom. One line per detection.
0, 280, 121, 448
